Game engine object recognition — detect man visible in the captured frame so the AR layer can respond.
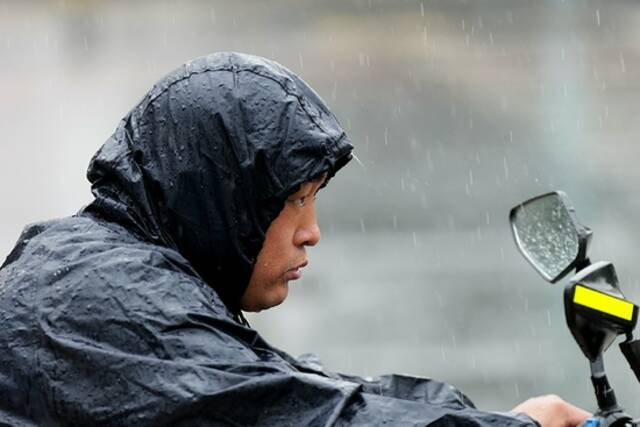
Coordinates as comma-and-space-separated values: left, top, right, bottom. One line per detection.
0, 52, 588, 426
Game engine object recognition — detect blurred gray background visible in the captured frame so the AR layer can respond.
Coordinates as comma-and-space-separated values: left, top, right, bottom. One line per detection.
2, 0, 640, 413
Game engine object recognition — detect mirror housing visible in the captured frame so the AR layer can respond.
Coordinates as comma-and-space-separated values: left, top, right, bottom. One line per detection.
510, 191, 592, 283
564, 262, 638, 362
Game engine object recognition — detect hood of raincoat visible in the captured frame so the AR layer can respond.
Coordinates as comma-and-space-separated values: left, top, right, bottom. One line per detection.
83, 52, 352, 314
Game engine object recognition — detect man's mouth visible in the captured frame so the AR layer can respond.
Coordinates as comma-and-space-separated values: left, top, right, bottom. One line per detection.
285, 261, 308, 281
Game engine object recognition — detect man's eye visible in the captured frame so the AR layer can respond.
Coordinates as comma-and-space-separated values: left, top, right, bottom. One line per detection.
287, 195, 316, 207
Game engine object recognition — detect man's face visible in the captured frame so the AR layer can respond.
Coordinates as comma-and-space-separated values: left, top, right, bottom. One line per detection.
240, 174, 326, 312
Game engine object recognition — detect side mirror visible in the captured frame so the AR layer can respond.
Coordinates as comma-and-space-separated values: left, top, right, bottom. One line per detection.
510, 191, 592, 283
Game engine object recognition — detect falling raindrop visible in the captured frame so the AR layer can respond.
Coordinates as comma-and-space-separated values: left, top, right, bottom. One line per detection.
447, 214, 455, 230
503, 156, 509, 181
426, 150, 434, 171
210, 7, 216, 24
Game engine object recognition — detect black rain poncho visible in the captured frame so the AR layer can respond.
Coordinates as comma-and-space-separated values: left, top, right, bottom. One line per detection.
0, 52, 536, 426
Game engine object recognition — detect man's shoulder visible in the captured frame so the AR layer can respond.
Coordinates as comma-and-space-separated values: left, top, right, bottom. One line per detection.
0, 214, 231, 321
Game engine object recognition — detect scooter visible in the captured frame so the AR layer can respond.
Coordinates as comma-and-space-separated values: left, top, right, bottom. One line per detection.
510, 191, 640, 427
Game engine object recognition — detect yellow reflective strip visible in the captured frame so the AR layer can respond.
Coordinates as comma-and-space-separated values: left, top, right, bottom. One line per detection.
574, 285, 634, 321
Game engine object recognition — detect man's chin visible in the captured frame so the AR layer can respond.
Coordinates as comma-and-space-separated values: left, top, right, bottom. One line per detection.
264, 282, 289, 310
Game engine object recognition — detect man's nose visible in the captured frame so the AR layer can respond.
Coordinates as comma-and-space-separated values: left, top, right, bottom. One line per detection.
304, 222, 321, 247
294, 210, 321, 247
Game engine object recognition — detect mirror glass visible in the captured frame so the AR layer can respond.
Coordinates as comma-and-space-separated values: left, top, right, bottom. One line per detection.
512, 193, 579, 281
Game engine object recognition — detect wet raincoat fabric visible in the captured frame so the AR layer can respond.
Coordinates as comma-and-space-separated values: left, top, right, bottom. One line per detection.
0, 52, 537, 426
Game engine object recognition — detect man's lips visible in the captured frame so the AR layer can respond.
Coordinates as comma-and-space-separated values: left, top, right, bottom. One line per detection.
285, 261, 308, 281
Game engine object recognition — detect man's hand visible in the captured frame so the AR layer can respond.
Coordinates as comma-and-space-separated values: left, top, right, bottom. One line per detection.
511, 395, 591, 427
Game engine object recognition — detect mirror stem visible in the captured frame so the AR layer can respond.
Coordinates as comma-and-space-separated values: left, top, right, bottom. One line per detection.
589, 354, 620, 412
576, 257, 591, 273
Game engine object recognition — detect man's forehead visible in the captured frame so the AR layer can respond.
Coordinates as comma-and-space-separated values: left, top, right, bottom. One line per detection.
309, 173, 328, 188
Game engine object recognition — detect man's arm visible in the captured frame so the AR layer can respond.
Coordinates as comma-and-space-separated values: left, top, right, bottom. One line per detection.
295, 354, 590, 427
